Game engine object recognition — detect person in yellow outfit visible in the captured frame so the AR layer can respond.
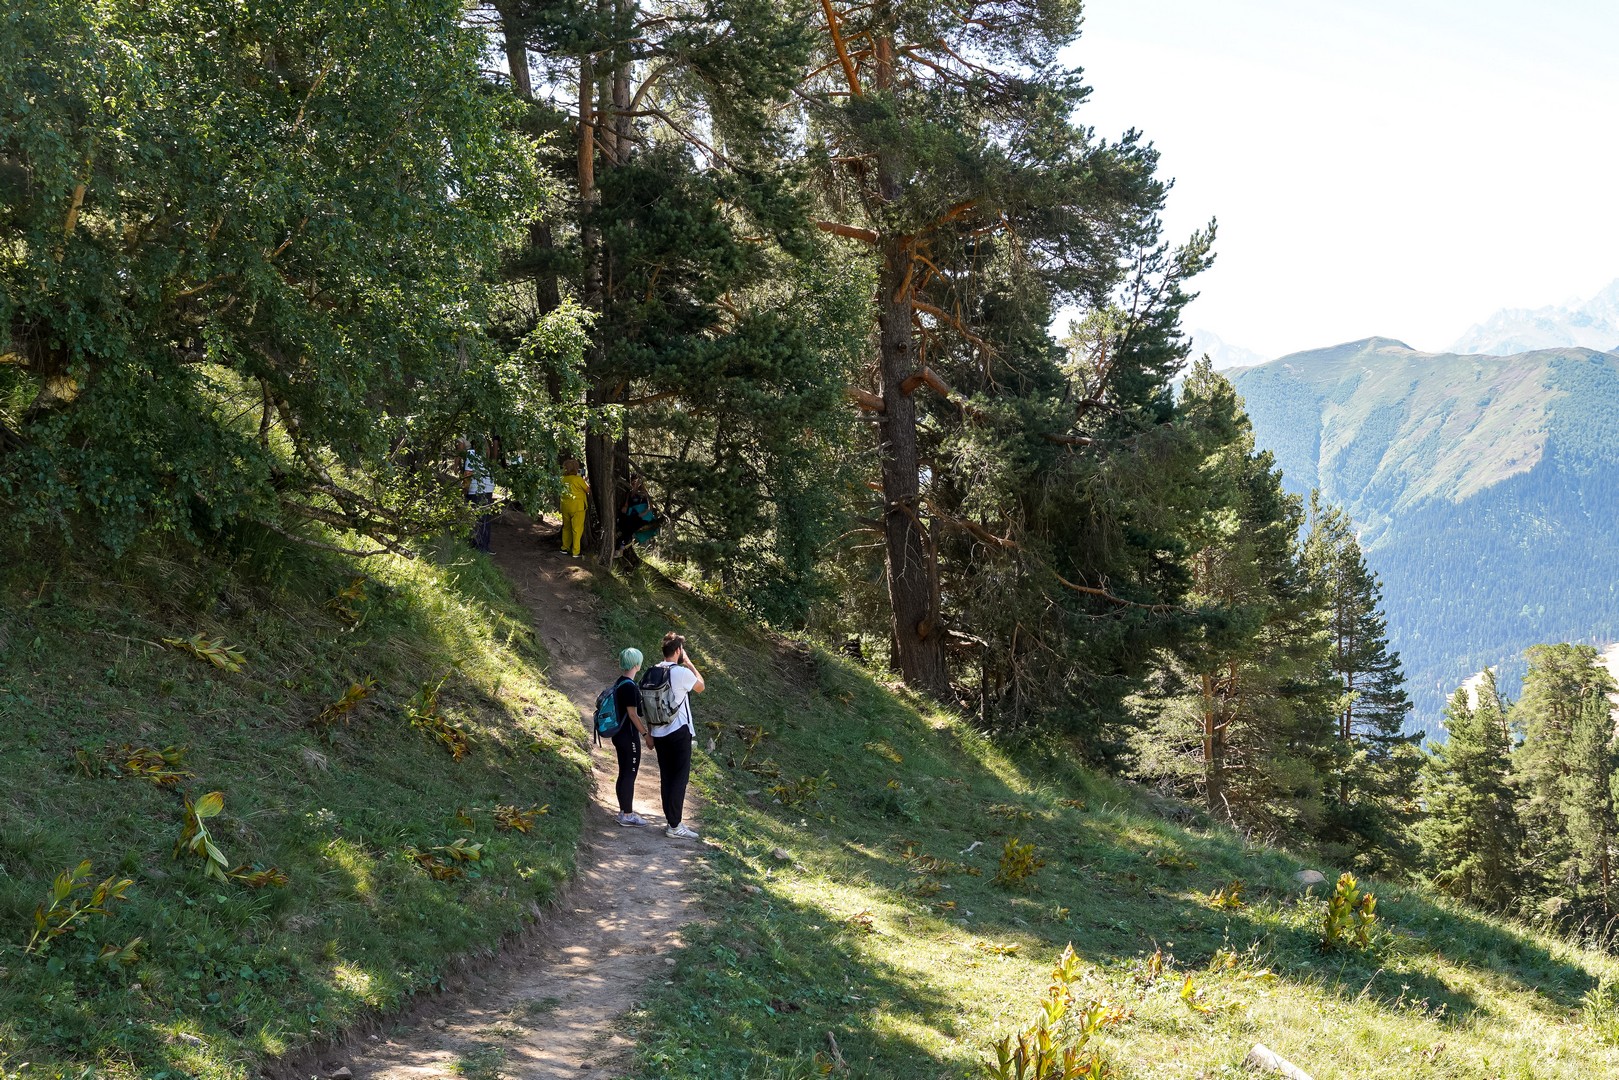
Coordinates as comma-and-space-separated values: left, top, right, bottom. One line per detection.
558, 458, 590, 557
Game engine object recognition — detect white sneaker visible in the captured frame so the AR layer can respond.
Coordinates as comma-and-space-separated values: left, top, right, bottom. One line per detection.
665, 823, 700, 840
617, 812, 648, 827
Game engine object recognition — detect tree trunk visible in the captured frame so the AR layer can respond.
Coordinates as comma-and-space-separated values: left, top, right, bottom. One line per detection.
495, 7, 564, 326
875, 232, 948, 696
869, 30, 947, 698
1202, 671, 1224, 814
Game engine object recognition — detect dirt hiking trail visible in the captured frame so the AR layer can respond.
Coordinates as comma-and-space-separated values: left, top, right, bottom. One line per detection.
336, 511, 703, 1079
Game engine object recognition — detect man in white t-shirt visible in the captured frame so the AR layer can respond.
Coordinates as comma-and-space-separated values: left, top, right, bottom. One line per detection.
642, 631, 705, 839
458, 437, 495, 553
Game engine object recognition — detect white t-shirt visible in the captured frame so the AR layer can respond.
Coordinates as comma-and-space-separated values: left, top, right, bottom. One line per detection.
464, 451, 495, 496
648, 661, 699, 738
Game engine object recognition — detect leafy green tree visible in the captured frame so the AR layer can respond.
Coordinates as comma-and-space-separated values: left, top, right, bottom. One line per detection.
1303, 493, 1420, 869
1419, 674, 1521, 911
0, 0, 583, 553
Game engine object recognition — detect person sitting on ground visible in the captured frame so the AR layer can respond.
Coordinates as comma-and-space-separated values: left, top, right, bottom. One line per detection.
616, 475, 661, 558
639, 632, 705, 840
558, 458, 589, 558
610, 648, 654, 827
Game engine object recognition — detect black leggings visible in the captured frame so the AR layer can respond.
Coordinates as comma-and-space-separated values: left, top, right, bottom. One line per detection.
612, 728, 641, 814
653, 726, 693, 828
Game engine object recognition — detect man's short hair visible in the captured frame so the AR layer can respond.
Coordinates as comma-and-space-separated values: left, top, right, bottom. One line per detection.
662, 632, 685, 658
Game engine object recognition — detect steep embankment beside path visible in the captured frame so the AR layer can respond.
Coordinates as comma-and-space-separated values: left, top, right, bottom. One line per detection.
600, 563, 1619, 1079
1234, 340, 1619, 727
0, 536, 590, 1079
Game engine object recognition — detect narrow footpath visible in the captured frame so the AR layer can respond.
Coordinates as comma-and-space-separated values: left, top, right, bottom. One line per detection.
338, 511, 702, 1079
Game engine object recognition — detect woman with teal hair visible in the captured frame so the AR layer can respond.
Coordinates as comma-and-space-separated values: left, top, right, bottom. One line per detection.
610, 647, 653, 826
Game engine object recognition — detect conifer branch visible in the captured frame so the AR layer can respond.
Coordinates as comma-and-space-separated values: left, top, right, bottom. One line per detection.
819, 0, 865, 97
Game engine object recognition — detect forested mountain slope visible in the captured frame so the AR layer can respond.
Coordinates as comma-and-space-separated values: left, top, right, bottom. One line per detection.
1233, 339, 1619, 727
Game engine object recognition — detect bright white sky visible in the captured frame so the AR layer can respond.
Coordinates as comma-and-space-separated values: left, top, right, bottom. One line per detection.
1064, 0, 1619, 358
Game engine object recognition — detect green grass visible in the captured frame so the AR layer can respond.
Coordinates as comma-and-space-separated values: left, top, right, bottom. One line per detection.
602, 567, 1619, 1079
0, 534, 589, 1079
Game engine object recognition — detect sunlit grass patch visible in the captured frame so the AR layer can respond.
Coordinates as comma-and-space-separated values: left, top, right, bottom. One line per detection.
604, 565, 1619, 1079
0, 535, 588, 1078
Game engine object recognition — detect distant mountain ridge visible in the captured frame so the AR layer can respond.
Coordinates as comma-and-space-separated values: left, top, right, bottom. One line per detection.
1232, 337, 1619, 730
1188, 328, 1268, 371
1448, 279, 1619, 356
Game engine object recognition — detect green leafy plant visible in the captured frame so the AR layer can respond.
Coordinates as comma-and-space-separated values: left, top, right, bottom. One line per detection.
984, 944, 1119, 1080
163, 634, 247, 672
770, 771, 836, 810
864, 740, 903, 764
994, 837, 1045, 888
97, 937, 145, 967
1206, 879, 1246, 910
407, 677, 471, 760
25, 862, 134, 955
1322, 871, 1378, 950
315, 677, 377, 729
408, 839, 485, 882
1152, 849, 1199, 872
175, 791, 230, 881
493, 804, 547, 833
327, 577, 369, 623
72, 744, 191, 785
1583, 976, 1619, 1045
229, 865, 290, 888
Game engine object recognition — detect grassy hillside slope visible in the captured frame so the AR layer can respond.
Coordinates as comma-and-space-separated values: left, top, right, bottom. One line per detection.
602, 568, 1619, 1079
0, 538, 589, 1079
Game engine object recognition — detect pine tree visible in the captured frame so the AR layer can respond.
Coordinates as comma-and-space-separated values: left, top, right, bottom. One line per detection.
801, 0, 1177, 696
1133, 363, 1337, 835
484, 0, 867, 612
1564, 687, 1619, 921
1511, 643, 1618, 921
1419, 675, 1521, 911
1303, 493, 1420, 869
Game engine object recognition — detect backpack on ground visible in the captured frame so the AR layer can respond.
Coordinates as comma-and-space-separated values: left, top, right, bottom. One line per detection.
638, 663, 681, 732
592, 676, 633, 744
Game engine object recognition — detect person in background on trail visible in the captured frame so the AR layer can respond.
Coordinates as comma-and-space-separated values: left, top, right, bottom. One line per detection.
459, 436, 495, 554
640, 632, 705, 840
611, 647, 654, 827
558, 458, 589, 558
616, 475, 661, 562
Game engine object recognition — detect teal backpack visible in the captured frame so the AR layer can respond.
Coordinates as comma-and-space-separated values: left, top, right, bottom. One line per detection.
592, 677, 634, 744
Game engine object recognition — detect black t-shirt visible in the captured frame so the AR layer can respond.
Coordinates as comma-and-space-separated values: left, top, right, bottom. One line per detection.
611, 678, 643, 740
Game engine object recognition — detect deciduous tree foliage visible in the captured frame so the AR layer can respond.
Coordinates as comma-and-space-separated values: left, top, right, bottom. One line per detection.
0, 0, 584, 554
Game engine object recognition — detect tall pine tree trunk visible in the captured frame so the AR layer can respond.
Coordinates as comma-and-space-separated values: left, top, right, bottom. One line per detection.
869, 32, 946, 697
576, 48, 619, 565
875, 233, 946, 694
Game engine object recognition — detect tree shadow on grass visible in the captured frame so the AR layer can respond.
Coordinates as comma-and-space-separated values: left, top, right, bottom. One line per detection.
630, 853, 983, 1080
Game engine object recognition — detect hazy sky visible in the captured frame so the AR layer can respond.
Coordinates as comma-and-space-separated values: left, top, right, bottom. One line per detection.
1065, 0, 1619, 358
